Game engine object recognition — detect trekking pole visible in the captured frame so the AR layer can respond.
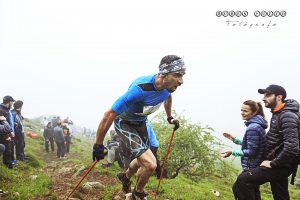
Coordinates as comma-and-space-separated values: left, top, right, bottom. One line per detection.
65, 160, 98, 199
155, 127, 176, 199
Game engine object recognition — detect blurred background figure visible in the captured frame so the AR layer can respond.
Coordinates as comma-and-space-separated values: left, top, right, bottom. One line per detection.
53, 120, 66, 159
63, 126, 72, 154
102, 130, 123, 168
43, 122, 54, 152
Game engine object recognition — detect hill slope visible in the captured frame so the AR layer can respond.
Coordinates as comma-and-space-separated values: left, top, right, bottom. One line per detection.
0, 119, 299, 200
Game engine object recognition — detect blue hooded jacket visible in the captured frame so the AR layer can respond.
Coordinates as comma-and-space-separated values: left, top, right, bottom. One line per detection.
241, 115, 267, 170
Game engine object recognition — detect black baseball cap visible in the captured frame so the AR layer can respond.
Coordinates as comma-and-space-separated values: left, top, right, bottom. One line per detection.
258, 84, 287, 99
3, 95, 15, 104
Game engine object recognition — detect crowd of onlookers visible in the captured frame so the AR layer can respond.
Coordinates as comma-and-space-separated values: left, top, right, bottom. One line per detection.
42, 116, 73, 159
0, 95, 73, 169
0, 95, 25, 169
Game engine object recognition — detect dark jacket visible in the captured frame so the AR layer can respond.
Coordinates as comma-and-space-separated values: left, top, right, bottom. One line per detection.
53, 126, 65, 143
43, 126, 54, 139
64, 135, 72, 143
0, 121, 11, 133
0, 104, 9, 118
0, 104, 13, 132
241, 115, 267, 170
0, 121, 11, 140
265, 99, 300, 169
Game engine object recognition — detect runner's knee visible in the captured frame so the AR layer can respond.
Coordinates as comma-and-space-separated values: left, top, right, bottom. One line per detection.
146, 161, 157, 172
140, 159, 157, 172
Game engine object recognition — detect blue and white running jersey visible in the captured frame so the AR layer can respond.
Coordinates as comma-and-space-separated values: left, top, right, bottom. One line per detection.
112, 74, 171, 122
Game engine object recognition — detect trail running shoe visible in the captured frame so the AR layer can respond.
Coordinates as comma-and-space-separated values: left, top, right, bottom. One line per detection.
117, 172, 131, 193
101, 163, 113, 168
132, 189, 148, 200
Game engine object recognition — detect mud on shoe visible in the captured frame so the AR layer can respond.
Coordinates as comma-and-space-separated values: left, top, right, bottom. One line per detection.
117, 172, 131, 193
132, 189, 148, 200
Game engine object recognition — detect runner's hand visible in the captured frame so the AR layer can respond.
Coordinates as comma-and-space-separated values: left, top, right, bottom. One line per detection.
92, 144, 107, 161
167, 116, 180, 131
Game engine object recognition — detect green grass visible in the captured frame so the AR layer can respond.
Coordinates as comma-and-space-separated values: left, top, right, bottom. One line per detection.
0, 125, 53, 199
147, 174, 234, 200
0, 162, 53, 199
89, 162, 299, 200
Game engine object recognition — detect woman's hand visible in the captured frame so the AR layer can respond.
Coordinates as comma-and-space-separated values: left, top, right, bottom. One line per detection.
221, 150, 232, 158
223, 132, 235, 141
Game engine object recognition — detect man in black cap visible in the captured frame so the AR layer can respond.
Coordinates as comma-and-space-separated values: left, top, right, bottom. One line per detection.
232, 84, 299, 200
93, 55, 185, 200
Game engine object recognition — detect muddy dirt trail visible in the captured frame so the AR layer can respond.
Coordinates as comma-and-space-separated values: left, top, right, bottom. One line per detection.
38, 151, 121, 200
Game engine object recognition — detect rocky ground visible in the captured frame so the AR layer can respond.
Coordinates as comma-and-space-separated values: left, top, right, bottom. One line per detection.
38, 151, 122, 200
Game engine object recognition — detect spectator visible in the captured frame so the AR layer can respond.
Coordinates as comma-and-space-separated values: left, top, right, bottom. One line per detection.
0, 116, 13, 169
101, 130, 124, 168
0, 95, 16, 167
40, 117, 48, 131
63, 127, 71, 154
53, 120, 66, 159
43, 122, 55, 152
233, 85, 299, 200
222, 100, 267, 200
0, 143, 5, 155
12, 100, 25, 161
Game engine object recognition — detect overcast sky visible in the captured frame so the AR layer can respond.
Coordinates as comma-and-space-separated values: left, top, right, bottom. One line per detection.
0, 0, 299, 142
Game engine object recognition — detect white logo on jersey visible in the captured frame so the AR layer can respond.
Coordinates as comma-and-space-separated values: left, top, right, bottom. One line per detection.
135, 103, 163, 116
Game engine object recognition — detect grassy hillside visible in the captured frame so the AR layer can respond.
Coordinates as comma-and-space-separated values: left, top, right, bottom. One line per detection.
0, 119, 299, 199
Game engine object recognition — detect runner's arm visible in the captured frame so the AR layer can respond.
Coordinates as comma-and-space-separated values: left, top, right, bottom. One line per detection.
95, 108, 118, 145
164, 95, 172, 118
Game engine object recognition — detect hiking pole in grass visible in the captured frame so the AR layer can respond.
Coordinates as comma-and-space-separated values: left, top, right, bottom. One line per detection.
65, 160, 98, 199
155, 127, 176, 199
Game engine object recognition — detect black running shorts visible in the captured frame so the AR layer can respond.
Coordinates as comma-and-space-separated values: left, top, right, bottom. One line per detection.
114, 118, 149, 158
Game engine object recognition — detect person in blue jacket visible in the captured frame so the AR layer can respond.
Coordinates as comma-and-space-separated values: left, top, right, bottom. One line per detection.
222, 100, 267, 200
93, 55, 185, 200
12, 100, 25, 161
